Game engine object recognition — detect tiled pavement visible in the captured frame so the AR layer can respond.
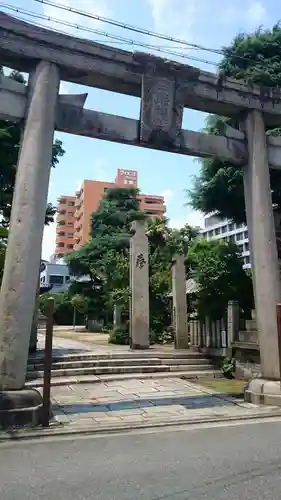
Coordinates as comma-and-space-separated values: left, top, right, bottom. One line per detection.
32, 335, 281, 431
40, 377, 280, 429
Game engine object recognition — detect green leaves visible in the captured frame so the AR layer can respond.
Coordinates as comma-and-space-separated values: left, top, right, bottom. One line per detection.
189, 26, 281, 223
189, 240, 253, 319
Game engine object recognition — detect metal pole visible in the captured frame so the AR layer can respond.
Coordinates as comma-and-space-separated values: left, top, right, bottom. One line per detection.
42, 297, 54, 427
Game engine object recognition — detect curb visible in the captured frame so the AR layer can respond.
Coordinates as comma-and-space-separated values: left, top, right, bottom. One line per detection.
1, 409, 281, 442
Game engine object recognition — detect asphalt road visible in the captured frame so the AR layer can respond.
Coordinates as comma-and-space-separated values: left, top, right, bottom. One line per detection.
1, 421, 281, 499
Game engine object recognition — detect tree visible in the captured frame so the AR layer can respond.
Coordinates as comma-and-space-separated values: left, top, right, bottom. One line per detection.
66, 188, 198, 337
188, 239, 253, 319
147, 218, 198, 334
66, 187, 146, 319
0, 67, 65, 229
0, 68, 65, 282
188, 25, 281, 223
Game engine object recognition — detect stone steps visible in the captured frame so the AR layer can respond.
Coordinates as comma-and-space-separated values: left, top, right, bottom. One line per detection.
25, 369, 223, 388
27, 357, 211, 371
26, 362, 215, 380
28, 350, 205, 365
26, 349, 220, 387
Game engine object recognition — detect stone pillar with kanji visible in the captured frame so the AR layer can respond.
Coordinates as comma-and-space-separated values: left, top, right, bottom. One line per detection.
129, 220, 150, 349
172, 254, 189, 349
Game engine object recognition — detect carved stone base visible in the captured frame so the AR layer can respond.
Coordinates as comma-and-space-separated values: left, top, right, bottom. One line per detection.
0, 388, 44, 429
245, 378, 281, 406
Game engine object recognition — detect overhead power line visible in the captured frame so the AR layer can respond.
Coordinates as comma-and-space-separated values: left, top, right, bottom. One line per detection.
0, 4, 219, 67
31, 0, 227, 57
29, 0, 266, 67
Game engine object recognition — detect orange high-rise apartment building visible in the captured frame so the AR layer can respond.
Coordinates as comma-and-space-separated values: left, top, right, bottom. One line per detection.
55, 169, 165, 259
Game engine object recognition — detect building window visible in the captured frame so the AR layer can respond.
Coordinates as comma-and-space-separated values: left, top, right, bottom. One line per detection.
67, 244, 74, 249
59, 210, 66, 215
238, 244, 244, 253
57, 231, 65, 237
236, 223, 243, 229
67, 233, 73, 238
221, 225, 227, 233
65, 276, 70, 283
244, 255, 250, 265
104, 188, 108, 193
67, 201, 75, 206
56, 242, 65, 248
244, 242, 249, 252
49, 275, 64, 285
214, 227, 220, 235
228, 223, 234, 231
244, 230, 248, 239
40, 275, 45, 283
229, 235, 235, 242
208, 230, 214, 237
236, 232, 243, 241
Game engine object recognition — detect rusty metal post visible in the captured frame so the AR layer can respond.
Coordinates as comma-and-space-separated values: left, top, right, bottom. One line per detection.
42, 297, 54, 427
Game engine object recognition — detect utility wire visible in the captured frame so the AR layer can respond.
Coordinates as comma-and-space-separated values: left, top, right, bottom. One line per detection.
0, 4, 219, 67
30, 0, 254, 64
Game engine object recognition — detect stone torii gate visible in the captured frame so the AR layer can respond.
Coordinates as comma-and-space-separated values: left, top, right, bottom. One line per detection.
0, 12, 281, 418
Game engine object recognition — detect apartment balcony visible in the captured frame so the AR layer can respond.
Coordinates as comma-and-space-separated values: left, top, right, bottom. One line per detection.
56, 213, 67, 223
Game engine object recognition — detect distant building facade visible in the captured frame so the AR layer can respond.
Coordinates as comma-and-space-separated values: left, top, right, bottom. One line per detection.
200, 214, 251, 270
40, 262, 70, 293
54, 168, 165, 259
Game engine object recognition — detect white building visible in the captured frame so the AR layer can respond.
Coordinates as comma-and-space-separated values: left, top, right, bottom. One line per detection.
200, 215, 251, 270
40, 262, 70, 293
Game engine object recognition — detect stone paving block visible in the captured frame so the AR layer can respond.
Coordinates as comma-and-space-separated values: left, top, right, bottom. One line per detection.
107, 401, 142, 411
130, 386, 160, 394
106, 408, 145, 417
68, 412, 102, 421
143, 405, 183, 415
93, 415, 123, 424
89, 404, 110, 412
53, 413, 71, 424
91, 395, 130, 404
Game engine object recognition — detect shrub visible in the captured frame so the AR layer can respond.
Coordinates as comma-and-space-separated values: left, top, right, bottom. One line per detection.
108, 326, 129, 345
157, 325, 175, 344
221, 357, 236, 379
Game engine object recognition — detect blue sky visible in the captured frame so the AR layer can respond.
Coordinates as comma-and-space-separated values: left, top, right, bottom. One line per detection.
4, 0, 280, 258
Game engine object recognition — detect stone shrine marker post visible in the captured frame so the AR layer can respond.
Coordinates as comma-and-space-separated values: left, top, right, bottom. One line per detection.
172, 255, 189, 349
130, 220, 149, 349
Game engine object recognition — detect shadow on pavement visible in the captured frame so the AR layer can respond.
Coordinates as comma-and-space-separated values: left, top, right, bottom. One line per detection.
55, 394, 235, 415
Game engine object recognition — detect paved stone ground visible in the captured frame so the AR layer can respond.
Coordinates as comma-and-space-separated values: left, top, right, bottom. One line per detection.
37, 377, 280, 428
33, 334, 281, 431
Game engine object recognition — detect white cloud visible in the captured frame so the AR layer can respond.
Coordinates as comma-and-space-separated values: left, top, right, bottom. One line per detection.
93, 158, 109, 181
147, 0, 198, 40
247, 2, 266, 24
168, 209, 204, 230
42, 0, 111, 36
160, 188, 174, 201
223, 1, 267, 28
59, 81, 71, 94
42, 222, 56, 261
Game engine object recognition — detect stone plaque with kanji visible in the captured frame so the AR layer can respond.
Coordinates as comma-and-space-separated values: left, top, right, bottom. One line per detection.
140, 75, 184, 147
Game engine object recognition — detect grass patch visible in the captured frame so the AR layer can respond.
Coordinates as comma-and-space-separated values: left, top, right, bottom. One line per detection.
196, 378, 247, 398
